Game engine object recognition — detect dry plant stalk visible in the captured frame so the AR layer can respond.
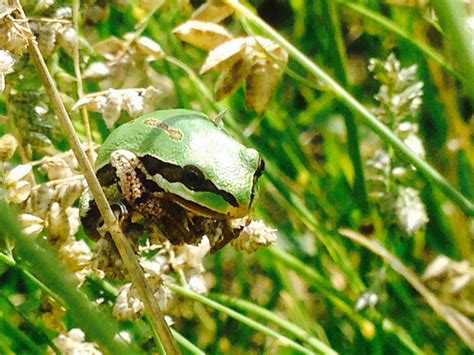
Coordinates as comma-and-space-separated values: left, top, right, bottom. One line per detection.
11, 2, 179, 354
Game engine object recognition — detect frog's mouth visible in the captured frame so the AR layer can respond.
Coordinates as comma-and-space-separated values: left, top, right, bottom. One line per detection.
168, 193, 240, 219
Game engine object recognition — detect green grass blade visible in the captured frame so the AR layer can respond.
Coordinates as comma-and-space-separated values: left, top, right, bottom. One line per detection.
169, 284, 314, 354
431, 0, 474, 99
340, 2, 462, 80
211, 293, 337, 354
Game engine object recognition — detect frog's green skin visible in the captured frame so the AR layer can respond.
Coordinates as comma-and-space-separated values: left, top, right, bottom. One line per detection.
95, 109, 264, 219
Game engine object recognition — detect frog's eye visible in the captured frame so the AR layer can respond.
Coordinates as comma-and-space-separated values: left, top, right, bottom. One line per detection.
255, 158, 265, 179
182, 165, 206, 190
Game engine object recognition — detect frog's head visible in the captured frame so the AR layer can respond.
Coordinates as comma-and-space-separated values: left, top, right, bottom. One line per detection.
96, 109, 264, 219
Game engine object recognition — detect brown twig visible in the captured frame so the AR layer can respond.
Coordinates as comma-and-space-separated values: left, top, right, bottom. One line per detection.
13, 2, 179, 354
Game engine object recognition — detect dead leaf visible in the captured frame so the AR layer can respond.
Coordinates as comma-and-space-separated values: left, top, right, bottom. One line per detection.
191, 1, 235, 23
136, 36, 165, 59
245, 58, 283, 114
93, 37, 127, 60
214, 53, 253, 100
200, 37, 248, 74
173, 20, 232, 51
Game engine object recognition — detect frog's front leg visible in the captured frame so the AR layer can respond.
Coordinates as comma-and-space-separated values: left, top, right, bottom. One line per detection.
109, 149, 166, 219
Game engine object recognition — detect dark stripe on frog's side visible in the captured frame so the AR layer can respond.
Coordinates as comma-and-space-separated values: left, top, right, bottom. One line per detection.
96, 164, 117, 186
250, 158, 265, 205
140, 154, 239, 208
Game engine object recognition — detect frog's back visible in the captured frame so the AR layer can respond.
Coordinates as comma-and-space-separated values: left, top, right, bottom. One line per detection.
95, 109, 227, 169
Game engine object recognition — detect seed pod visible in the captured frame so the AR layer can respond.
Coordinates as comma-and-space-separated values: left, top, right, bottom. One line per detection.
173, 20, 232, 51
245, 57, 282, 114
200, 37, 248, 74
0, 133, 18, 161
191, 1, 234, 23
135, 37, 165, 59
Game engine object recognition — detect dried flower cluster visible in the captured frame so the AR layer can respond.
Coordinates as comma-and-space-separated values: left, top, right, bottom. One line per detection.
366, 53, 428, 235
1, 140, 92, 280
423, 255, 474, 315
49, 328, 101, 355
173, 1, 288, 113
74, 87, 162, 128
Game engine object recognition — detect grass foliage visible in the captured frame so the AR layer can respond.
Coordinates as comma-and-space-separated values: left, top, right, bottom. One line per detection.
0, 0, 473, 353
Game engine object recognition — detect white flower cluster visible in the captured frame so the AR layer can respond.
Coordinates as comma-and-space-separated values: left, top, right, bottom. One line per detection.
395, 187, 428, 235
366, 53, 428, 235
231, 219, 278, 253
369, 53, 424, 124
111, 237, 212, 321
50, 328, 101, 355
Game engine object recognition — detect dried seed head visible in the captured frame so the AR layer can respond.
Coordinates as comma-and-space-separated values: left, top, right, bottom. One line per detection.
245, 57, 283, 114
6, 165, 32, 204
0, 49, 15, 92
41, 157, 73, 180
52, 328, 101, 355
395, 187, 428, 234
58, 238, 92, 283
172, 236, 211, 270
122, 90, 145, 117
46, 203, 79, 241
422, 255, 451, 280
19, 213, 44, 237
113, 283, 144, 321
6, 164, 32, 185
191, 1, 235, 23
214, 54, 253, 100
0, 7, 29, 55
101, 89, 123, 128
173, 20, 233, 51
403, 132, 425, 158
54, 180, 86, 208
186, 269, 208, 294
142, 86, 162, 112
93, 36, 127, 61
0, 133, 18, 161
27, 184, 54, 218
231, 219, 277, 253
135, 36, 165, 59
200, 37, 248, 74
83, 62, 111, 79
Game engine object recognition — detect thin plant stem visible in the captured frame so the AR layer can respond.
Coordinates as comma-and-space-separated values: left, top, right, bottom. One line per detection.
228, 0, 474, 216
340, 2, 462, 80
169, 284, 314, 354
211, 293, 337, 354
72, 0, 93, 162
13, 3, 180, 354
431, 0, 474, 100
322, 0, 368, 213
170, 329, 206, 355
338, 228, 474, 349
